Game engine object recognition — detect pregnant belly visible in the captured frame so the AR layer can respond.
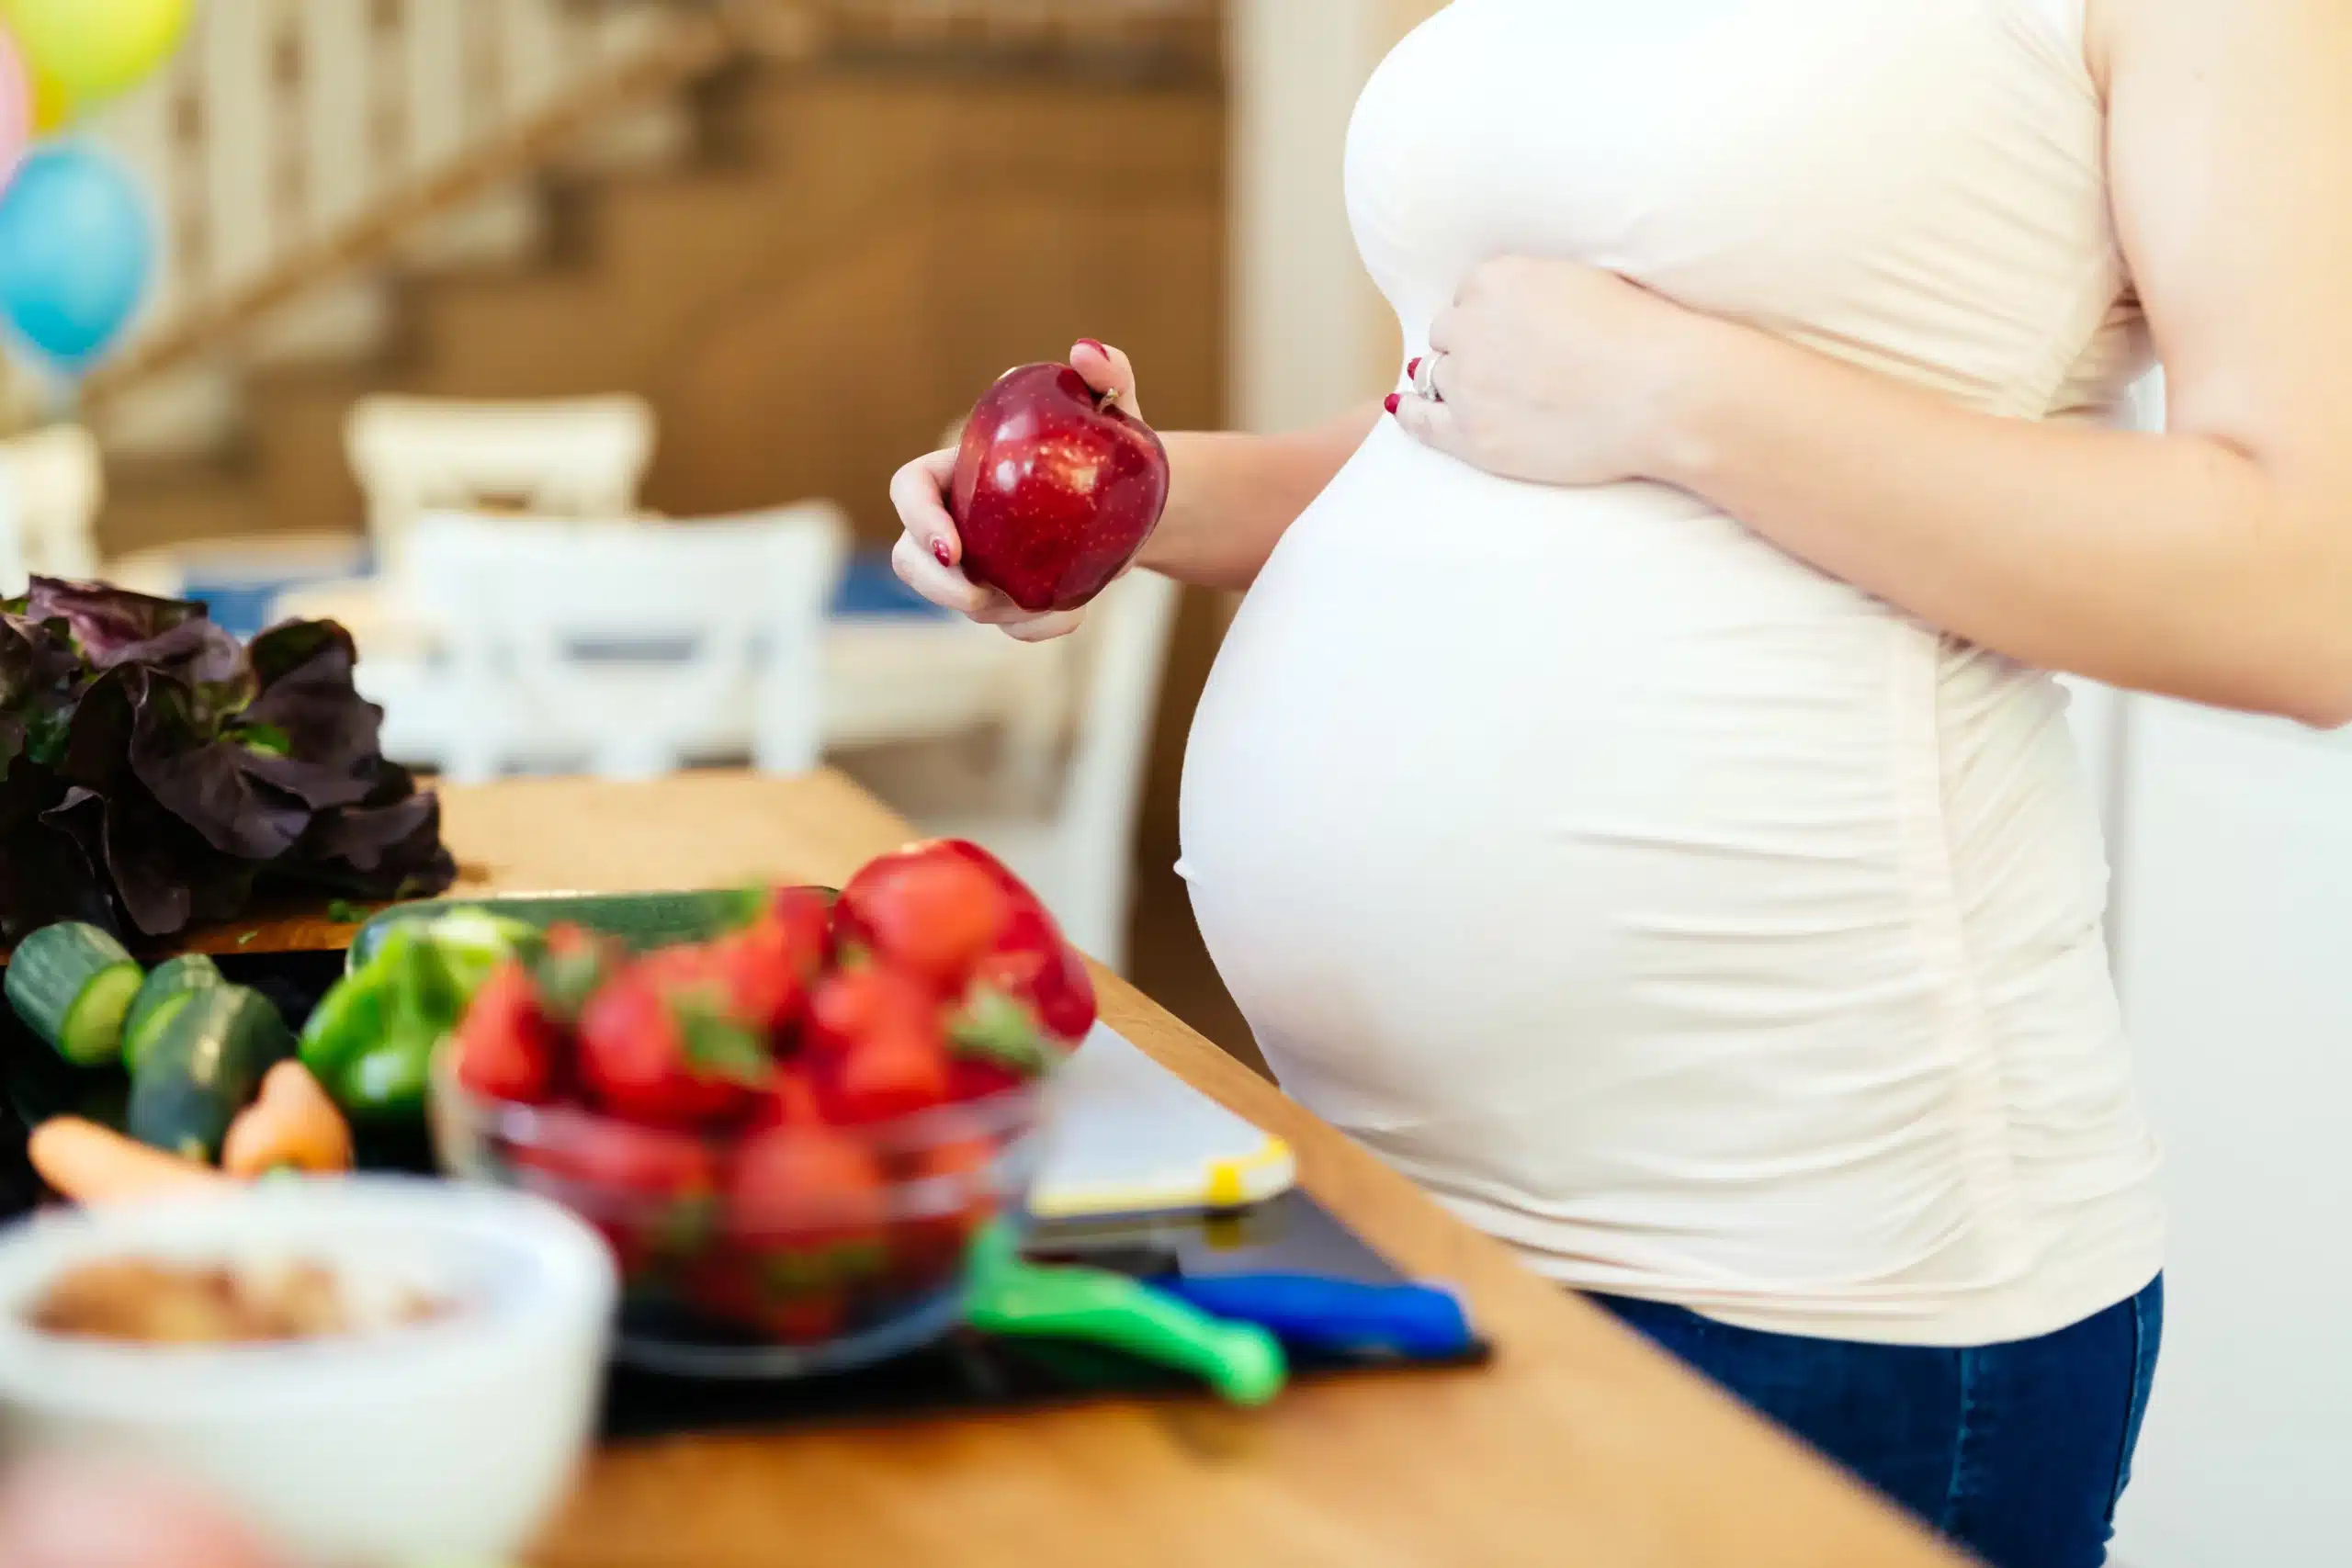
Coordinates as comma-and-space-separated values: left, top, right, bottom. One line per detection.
1178, 423, 2113, 1283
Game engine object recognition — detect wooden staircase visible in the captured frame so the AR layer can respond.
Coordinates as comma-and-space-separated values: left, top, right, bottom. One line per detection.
74, 1, 1227, 558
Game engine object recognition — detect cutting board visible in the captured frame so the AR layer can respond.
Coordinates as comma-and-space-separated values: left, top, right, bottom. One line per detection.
1029, 1022, 1296, 1221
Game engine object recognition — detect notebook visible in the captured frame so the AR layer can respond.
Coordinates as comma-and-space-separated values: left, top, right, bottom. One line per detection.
1028, 1022, 1296, 1220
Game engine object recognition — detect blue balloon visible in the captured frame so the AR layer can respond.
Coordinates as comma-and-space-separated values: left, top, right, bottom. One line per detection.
0, 143, 153, 372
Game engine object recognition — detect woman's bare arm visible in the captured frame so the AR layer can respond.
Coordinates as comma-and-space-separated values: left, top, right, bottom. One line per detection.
1140, 406, 1383, 592
1394, 0, 2352, 725
1646, 0, 2352, 724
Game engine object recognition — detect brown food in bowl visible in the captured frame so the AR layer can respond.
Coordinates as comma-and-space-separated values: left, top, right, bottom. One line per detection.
28, 1258, 451, 1346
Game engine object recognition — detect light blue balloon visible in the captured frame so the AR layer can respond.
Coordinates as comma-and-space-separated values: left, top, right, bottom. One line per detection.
0, 143, 154, 372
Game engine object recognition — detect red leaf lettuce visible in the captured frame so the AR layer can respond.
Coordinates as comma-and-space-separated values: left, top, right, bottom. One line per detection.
0, 580, 455, 940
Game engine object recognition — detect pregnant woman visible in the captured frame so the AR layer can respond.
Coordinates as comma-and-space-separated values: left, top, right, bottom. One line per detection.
892, 3, 2352, 1562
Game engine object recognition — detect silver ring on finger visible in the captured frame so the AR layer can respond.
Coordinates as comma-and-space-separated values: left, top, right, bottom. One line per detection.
1412, 350, 1447, 402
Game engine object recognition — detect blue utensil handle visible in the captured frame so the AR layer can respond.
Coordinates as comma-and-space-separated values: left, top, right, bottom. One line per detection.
1153, 1274, 1472, 1359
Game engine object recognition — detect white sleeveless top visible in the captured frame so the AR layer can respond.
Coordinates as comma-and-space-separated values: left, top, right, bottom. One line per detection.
1177, 0, 2165, 1346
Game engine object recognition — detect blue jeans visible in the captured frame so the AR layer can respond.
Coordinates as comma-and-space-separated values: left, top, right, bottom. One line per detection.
1592, 1277, 2162, 1568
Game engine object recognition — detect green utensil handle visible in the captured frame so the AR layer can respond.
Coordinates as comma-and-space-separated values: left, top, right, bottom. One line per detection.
967, 1232, 1286, 1406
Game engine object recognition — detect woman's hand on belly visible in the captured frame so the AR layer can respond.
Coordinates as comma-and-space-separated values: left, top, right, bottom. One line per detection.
1393, 255, 1726, 490
1395, 0, 2352, 732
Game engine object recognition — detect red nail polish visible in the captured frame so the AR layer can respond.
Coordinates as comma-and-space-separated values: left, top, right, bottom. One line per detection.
1383, 393, 1401, 415
1406, 357, 1421, 378
1076, 338, 1107, 358
933, 541, 953, 567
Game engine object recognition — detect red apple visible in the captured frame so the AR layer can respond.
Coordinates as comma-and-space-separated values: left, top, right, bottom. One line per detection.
948, 362, 1171, 614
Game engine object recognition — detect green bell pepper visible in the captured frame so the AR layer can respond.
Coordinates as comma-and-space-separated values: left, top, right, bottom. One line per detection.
411, 908, 544, 993
301, 913, 534, 1123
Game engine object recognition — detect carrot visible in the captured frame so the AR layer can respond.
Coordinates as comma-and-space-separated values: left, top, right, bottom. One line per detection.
220, 1062, 354, 1179
28, 1118, 228, 1205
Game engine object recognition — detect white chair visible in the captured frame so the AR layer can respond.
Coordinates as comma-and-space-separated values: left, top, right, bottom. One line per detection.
818, 418, 1078, 796
345, 394, 657, 574
873, 570, 1182, 972
0, 423, 103, 589
822, 614, 1074, 772
397, 505, 848, 783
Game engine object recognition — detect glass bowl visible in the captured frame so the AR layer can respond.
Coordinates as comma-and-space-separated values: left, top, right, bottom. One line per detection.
429, 1048, 1046, 1378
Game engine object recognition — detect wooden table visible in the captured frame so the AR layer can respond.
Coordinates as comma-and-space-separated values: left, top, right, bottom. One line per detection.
428, 773, 1967, 1568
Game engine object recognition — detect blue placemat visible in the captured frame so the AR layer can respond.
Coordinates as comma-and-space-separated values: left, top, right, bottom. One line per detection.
182, 581, 298, 641
831, 549, 948, 619
186, 549, 943, 641
181, 542, 377, 640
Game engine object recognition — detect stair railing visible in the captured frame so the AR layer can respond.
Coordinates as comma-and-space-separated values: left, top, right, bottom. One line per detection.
2, 0, 1216, 429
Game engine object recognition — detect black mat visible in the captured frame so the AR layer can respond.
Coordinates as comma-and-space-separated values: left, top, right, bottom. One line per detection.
600, 1188, 1490, 1440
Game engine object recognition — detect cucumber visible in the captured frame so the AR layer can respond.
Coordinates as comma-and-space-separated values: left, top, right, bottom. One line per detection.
121, 954, 225, 1074
128, 985, 296, 1162
5, 923, 145, 1067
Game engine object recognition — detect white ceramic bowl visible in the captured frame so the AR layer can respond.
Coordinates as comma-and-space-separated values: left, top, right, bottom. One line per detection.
0, 1177, 616, 1564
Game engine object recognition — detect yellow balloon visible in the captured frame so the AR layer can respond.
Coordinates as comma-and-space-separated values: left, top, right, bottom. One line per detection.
28, 62, 70, 135
2, 0, 190, 107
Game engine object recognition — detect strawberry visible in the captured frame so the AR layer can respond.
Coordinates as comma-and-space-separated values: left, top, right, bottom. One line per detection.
832, 850, 1012, 990
821, 1021, 952, 1125
944, 948, 1069, 1077
837, 840, 1096, 1043
930, 840, 1096, 1043
728, 1122, 888, 1249
755, 886, 834, 966
762, 1290, 852, 1344
890, 1134, 999, 1288
984, 931, 1095, 1049
707, 886, 833, 1037
680, 1251, 765, 1329
576, 959, 774, 1127
681, 1253, 847, 1343
727, 1122, 890, 1326
947, 1055, 1028, 1105
747, 1064, 826, 1132
508, 1111, 718, 1277
805, 965, 934, 1061
802, 964, 953, 1123
531, 922, 626, 1028
634, 942, 723, 987
704, 934, 797, 1039
453, 959, 558, 1104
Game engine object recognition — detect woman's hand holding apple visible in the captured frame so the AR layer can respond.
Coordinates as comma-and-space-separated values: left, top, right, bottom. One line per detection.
890, 339, 1159, 643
